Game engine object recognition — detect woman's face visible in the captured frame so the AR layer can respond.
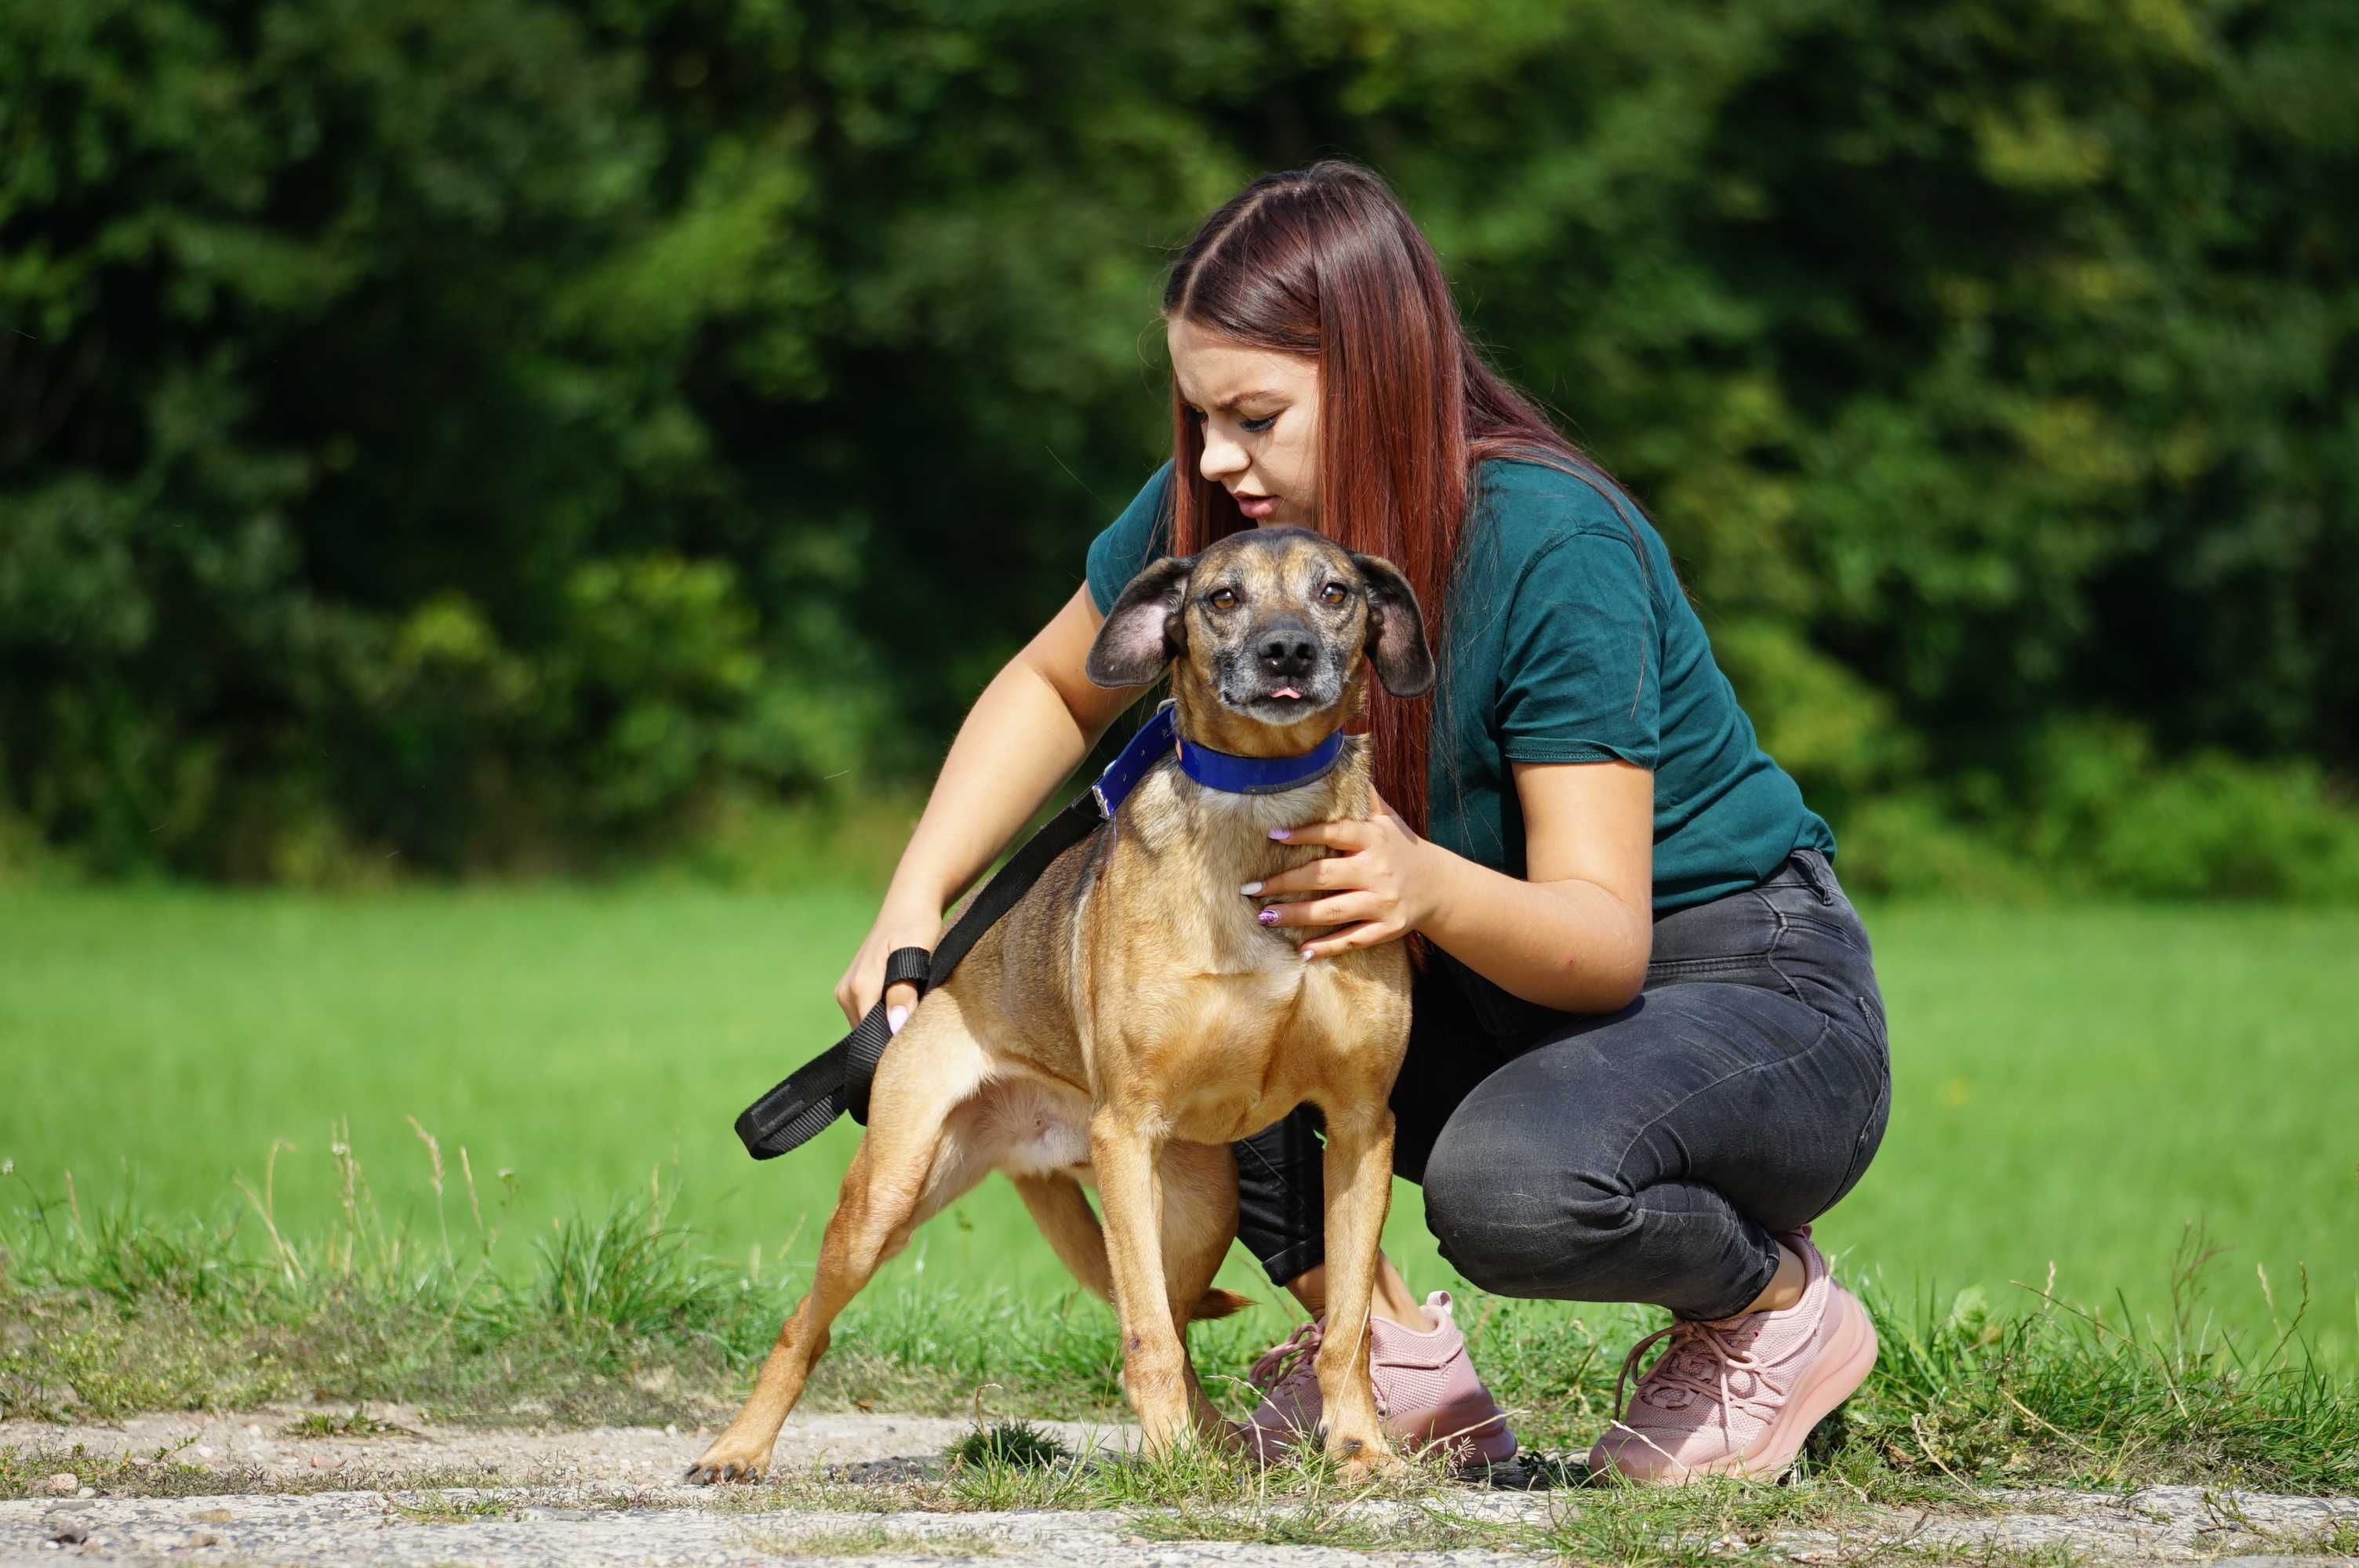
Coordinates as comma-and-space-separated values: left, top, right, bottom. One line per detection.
1167, 317, 1321, 529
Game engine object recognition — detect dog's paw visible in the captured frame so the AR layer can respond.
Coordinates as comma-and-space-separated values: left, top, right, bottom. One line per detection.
683, 1439, 773, 1486
1328, 1432, 1405, 1484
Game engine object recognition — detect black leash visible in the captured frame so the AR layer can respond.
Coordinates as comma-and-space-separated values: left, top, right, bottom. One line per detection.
733, 705, 1184, 1160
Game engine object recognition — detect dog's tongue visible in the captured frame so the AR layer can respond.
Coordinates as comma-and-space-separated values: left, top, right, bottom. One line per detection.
1270, 686, 1302, 701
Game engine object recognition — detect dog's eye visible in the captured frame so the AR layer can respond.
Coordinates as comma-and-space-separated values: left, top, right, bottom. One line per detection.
1320, 582, 1350, 607
1208, 588, 1239, 612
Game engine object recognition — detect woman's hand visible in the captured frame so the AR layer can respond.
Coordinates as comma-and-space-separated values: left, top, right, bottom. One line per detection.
835, 892, 944, 1033
1243, 787, 1445, 960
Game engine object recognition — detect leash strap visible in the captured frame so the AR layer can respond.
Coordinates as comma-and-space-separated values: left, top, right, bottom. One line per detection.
734, 707, 1181, 1160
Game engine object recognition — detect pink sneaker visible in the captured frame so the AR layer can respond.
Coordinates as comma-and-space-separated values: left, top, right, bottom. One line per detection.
1586, 1225, 1877, 1485
1244, 1290, 1518, 1468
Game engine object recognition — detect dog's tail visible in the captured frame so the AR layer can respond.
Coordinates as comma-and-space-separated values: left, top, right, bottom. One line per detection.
1187, 1287, 1255, 1321
1011, 1173, 1255, 1323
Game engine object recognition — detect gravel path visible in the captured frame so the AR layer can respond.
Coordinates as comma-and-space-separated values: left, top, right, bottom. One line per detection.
5, 1408, 2354, 1566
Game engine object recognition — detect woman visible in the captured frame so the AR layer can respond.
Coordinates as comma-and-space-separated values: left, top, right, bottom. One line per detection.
837, 160, 1891, 1484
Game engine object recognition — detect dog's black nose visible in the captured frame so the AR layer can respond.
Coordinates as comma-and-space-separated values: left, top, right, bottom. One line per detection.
1258, 629, 1317, 679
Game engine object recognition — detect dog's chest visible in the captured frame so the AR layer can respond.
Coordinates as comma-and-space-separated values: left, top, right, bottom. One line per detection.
1154, 950, 1397, 1142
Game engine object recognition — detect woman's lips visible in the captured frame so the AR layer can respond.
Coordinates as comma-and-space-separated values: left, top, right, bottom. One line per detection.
1234, 492, 1278, 520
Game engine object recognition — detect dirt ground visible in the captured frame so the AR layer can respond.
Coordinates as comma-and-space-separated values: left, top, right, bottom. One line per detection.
4, 1406, 2355, 1566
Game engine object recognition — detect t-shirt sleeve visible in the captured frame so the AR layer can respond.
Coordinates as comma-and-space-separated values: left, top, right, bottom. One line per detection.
1495, 531, 1661, 768
1084, 461, 1176, 615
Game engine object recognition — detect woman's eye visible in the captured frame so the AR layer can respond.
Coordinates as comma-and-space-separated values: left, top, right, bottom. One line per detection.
1320, 582, 1349, 606
1209, 589, 1239, 612
1240, 413, 1277, 434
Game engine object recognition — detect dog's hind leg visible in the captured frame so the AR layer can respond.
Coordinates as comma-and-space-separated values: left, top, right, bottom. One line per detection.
1012, 1169, 1249, 1327
686, 1008, 991, 1484
1309, 1104, 1405, 1479
1011, 1173, 1114, 1305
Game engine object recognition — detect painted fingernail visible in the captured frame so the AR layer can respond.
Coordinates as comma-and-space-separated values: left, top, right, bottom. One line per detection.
1268, 826, 1292, 840
886, 1006, 908, 1034
1238, 880, 1262, 895
1257, 908, 1280, 926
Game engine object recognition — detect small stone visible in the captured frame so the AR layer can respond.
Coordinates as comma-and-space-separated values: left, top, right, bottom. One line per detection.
244, 1423, 262, 1436
45, 1523, 88, 1546
44, 1473, 76, 1495
196, 1509, 234, 1523
664, 1423, 678, 1438
310, 1453, 342, 1469
194, 1444, 216, 1459
76, 1486, 94, 1497
190, 1533, 221, 1548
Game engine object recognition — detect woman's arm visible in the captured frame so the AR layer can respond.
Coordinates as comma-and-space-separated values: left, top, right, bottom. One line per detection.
1254, 757, 1655, 1014
1413, 759, 1653, 1011
877, 583, 1136, 914
836, 583, 1147, 1025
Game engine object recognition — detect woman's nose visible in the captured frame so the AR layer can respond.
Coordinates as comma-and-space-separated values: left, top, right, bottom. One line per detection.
1199, 433, 1245, 482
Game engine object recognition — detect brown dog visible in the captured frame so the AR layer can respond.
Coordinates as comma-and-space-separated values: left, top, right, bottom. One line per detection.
686, 526, 1434, 1482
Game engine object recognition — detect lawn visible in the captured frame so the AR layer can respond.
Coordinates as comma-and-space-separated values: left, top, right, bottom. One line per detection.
2, 885, 2353, 1365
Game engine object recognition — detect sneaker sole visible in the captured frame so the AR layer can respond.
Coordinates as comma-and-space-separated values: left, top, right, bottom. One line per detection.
1591, 1286, 1878, 1486
1406, 1400, 1519, 1467
1689, 1285, 1878, 1482
1247, 1399, 1519, 1468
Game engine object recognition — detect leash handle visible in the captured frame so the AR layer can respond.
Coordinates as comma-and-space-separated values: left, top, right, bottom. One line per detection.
881, 944, 932, 1000
736, 704, 1183, 1162
849, 946, 934, 1125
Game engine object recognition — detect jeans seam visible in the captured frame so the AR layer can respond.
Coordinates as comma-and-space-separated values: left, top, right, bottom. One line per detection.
1645, 953, 1772, 980
1604, 1011, 1843, 1195
1627, 1204, 1781, 1321
1820, 1076, 1892, 1219
1750, 888, 1811, 1005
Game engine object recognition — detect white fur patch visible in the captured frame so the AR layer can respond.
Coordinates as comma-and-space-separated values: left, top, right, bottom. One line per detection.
977, 1080, 1094, 1176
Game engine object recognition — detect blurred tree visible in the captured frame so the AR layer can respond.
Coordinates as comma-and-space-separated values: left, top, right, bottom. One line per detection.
2, 0, 2353, 891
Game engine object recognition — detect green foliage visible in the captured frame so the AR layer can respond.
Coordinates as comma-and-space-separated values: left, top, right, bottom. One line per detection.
2, 0, 2354, 893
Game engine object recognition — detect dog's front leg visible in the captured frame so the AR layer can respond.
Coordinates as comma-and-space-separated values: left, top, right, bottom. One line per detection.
1313, 1104, 1405, 1479
1089, 1109, 1197, 1456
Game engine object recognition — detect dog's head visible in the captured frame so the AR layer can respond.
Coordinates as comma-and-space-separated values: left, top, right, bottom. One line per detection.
1085, 527, 1434, 752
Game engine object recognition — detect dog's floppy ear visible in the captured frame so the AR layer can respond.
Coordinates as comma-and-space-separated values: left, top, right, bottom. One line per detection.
1085, 554, 1196, 687
1350, 553, 1436, 698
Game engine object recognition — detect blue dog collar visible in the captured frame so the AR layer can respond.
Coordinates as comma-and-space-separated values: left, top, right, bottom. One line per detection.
1089, 701, 1346, 818
1176, 727, 1344, 796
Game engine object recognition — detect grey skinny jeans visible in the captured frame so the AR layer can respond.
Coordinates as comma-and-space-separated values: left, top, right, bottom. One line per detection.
1233, 848, 1892, 1321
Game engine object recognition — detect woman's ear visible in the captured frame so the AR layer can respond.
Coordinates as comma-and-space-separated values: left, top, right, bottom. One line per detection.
1350, 552, 1436, 698
1085, 555, 1196, 687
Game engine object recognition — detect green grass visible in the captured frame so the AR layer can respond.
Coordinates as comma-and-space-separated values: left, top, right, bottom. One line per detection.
3, 886, 2356, 1498
2, 886, 2351, 1364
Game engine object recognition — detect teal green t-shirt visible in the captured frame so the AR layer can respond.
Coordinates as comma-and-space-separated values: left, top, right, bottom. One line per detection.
1084, 456, 1835, 916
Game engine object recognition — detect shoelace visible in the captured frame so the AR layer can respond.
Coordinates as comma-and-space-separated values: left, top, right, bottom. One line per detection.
1246, 1316, 1399, 1425
1611, 1315, 1790, 1446
1248, 1317, 1325, 1396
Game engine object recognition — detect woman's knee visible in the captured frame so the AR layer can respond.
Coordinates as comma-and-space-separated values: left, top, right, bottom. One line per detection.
1420, 1110, 1634, 1295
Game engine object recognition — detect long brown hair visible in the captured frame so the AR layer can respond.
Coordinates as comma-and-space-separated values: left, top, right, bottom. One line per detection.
1161, 158, 1623, 837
